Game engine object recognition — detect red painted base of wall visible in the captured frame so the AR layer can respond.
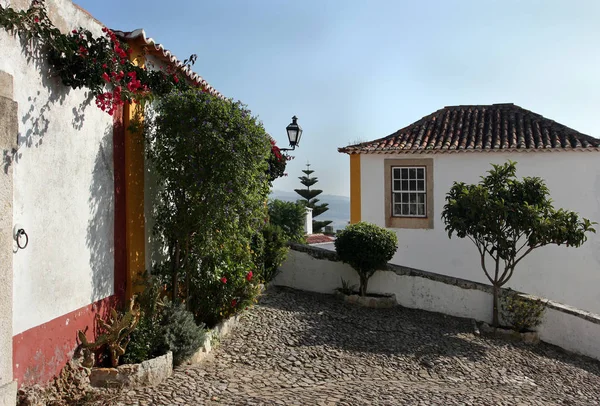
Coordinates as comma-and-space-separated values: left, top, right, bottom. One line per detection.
12, 295, 117, 387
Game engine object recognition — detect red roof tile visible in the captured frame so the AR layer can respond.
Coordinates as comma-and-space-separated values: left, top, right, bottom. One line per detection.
339, 104, 600, 154
306, 234, 335, 244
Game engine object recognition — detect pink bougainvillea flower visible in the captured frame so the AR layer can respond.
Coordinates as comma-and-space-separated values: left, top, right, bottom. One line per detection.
246, 271, 253, 281
220, 277, 227, 284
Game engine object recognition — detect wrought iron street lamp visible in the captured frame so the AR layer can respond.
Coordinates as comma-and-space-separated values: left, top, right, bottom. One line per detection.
280, 116, 303, 151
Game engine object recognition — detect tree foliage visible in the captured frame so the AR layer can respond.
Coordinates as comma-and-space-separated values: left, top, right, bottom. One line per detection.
334, 222, 398, 296
441, 161, 595, 326
294, 163, 332, 233
146, 89, 270, 326
257, 223, 290, 283
267, 199, 306, 243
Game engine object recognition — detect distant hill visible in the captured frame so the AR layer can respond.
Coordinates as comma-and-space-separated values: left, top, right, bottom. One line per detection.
270, 190, 350, 231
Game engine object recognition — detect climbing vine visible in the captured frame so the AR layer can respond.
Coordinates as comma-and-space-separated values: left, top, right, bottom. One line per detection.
0, 0, 288, 177
0, 0, 193, 115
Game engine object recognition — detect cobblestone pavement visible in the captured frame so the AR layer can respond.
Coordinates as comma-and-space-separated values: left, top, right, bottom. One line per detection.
111, 287, 600, 405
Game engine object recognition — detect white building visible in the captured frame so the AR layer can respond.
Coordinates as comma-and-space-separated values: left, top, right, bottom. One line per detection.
339, 103, 600, 315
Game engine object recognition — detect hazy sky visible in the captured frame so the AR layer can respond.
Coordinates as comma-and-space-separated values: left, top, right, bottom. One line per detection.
76, 0, 600, 197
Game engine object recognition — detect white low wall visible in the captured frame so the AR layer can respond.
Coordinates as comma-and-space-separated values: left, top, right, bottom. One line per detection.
275, 246, 600, 362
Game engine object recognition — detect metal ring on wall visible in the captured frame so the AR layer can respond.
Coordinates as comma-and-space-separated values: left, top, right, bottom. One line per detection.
16, 229, 28, 249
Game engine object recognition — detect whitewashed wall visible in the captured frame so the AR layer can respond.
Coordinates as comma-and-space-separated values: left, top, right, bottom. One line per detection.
0, 0, 115, 334
275, 248, 600, 362
359, 152, 600, 315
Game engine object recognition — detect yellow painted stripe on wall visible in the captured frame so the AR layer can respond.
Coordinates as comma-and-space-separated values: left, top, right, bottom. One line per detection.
350, 154, 361, 223
124, 43, 146, 300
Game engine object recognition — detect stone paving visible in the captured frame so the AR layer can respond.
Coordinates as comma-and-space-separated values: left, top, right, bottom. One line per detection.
109, 287, 600, 405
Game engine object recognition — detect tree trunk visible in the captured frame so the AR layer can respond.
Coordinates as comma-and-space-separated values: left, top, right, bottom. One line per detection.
172, 241, 180, 300
492, 284, 500, 327
184, 237, 190, 311
359, 275, 368, 296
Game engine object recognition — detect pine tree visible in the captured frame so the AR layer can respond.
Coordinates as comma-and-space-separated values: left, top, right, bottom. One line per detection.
294, 163, 332, 233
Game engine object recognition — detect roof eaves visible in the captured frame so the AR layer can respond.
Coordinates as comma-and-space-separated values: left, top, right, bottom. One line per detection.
113, 29, 225, 100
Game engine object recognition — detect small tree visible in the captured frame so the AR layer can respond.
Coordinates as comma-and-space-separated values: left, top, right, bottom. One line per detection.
441, 161, 595, 326
335, 222, 398, 296
294, 163, 332, 233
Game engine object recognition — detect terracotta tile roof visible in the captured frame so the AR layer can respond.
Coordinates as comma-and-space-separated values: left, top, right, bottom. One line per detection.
113, 29, 225, 100
306, 234, 335, 244
339, 103, 600, 154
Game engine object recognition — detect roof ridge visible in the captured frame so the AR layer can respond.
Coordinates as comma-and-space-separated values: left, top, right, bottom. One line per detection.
443, 103, 516, 109
338, 104, 600, 154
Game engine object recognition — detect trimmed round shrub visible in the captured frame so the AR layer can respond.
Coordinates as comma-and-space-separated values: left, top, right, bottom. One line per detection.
334, 222, 398, 296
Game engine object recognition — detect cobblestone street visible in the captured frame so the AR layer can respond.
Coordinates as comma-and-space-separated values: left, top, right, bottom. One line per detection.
112, 287, 600, 405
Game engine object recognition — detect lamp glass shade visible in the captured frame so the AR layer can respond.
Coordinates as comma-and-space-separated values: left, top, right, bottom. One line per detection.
286, 116, 302, 147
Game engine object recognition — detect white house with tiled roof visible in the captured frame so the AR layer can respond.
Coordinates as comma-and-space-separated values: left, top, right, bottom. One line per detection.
339, 103, 600, 314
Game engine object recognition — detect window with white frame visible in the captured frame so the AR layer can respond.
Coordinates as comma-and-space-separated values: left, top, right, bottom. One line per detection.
392, 167, 426, 217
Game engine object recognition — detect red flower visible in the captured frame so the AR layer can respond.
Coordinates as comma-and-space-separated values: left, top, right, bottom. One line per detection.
71, 29, 78, 34
173, 76, 179, 84
34, 17, 40, 23
231, 299, 237, 307
102, 72, 110, 82
102, 63, 108, 69
220, 277, 227, 284
246, 271, 253, 281
102, 27, 108, 33
78, 46, 88, 55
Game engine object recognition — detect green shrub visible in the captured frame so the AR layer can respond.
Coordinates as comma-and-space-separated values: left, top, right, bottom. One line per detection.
268, 199, 306, 243
121, 274, 205, 366
160, 301, 206, 366
337, 278, 357, 295
121, 315, 165, 365
500, 290, 548, 332
146, 89, 271, 316
250, 229, 266, 277
334, 222, 398, 296
259, 224, 289, 283
187, 250, 260, 328
120, 274, 165, 365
